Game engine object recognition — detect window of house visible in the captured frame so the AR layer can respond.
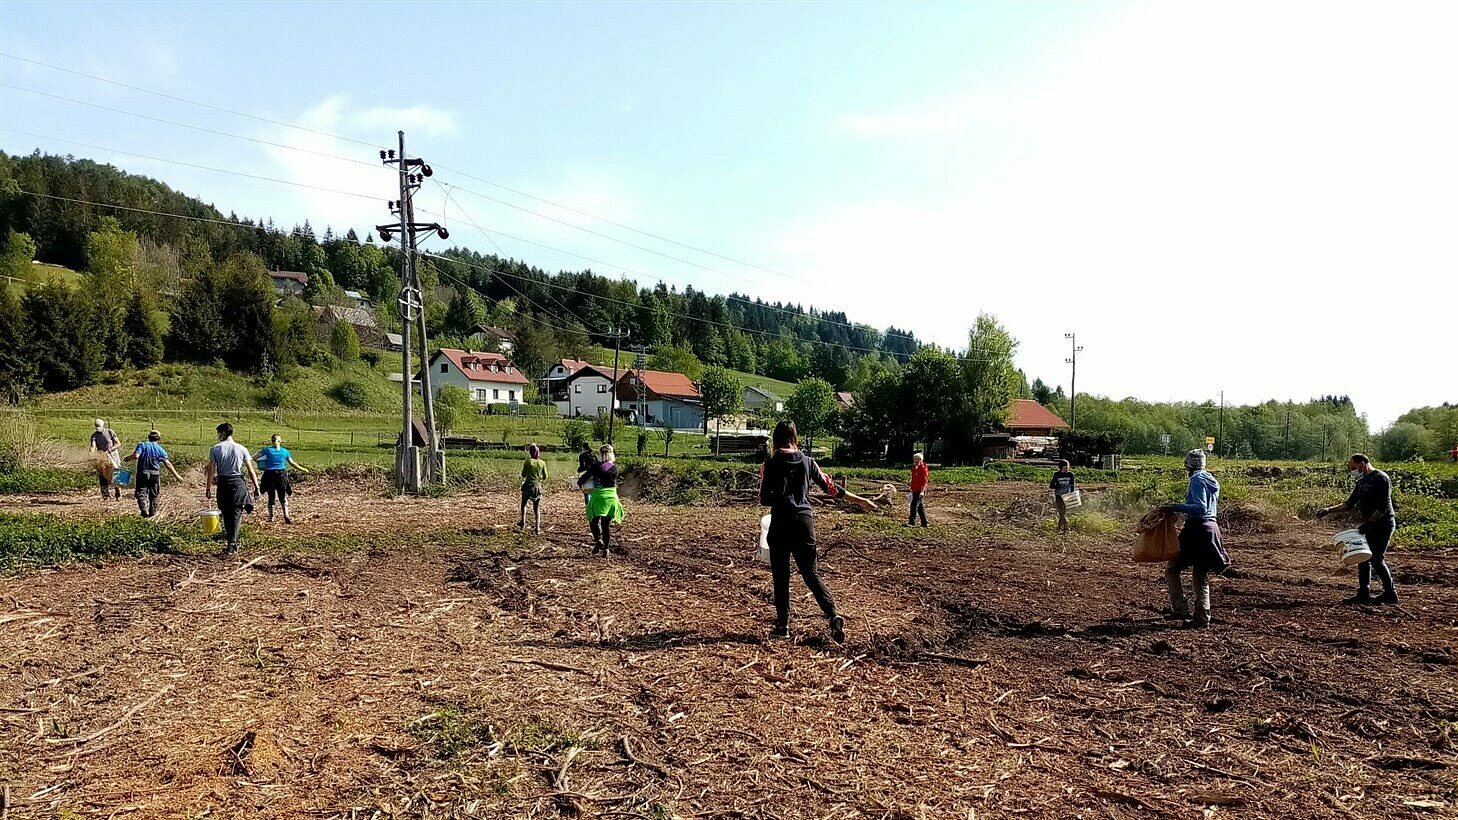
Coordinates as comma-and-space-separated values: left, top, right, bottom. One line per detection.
440, 363, 448, 373
597, 384, 607, 393
574, 384, 581, 394
493, 389, 500, 400
508, 390, 515, 402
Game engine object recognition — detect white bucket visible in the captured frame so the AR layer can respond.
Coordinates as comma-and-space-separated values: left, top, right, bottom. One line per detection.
1060, 490, 1082, 509
1333, 529, 1372, 566
756, 514, 771, 564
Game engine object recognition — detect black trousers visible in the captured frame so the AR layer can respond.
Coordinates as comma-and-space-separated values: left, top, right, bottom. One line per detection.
134, 473, 161, 517
590, 515, 613, 549
217, 475, 249, 548
768, 513, 837, 629
1358, 519, 1397, 593
908, 492, 927, 526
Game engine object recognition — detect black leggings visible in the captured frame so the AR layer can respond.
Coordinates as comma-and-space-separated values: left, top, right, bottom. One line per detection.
1359, 519, 1397, 594
908, 492, 927, 526
768, 513, 837, 629
590, 515, 613, 549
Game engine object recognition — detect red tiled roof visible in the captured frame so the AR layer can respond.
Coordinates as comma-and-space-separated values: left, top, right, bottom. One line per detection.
433, 348, 528, 384
1005, 399, 1069, 430
618, 369, 700, 401
560, 358, 590, 371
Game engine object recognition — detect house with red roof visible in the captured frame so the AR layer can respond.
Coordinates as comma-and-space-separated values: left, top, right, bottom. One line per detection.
1004, 399, 1070, 436
617, 369, 705, 430
542, 358, 594, 402
554, 364, 620, 418
423, 348, 529, 406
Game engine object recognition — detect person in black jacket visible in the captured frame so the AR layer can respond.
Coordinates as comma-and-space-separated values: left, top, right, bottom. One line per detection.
759, 420, 847, 643
1316, 453, 1399, 605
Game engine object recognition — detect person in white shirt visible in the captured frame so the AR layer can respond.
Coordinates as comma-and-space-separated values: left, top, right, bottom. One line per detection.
204, 422, 260, 556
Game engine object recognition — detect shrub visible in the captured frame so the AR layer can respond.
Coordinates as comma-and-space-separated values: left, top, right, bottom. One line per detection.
561, 418, 590, 450
360, 349, 382, 367
332, 380, 369, 408
330, 320, 361, 361
0, 513, 192, 572
0, 468, 95, 495
259, 379, 294, 409
591, 415, 612, 445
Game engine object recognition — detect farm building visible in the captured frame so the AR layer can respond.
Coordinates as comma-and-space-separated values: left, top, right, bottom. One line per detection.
423, 348, 529, 406
1004, 399, 1070, 437
834, 391, 856, 410
743, 385, 783, 414
617, 369, 705, 430
554, 365, 619, 418
269, 270, 308, 296
315, 305, 381, 347
468, 325, 517, 354
383, 332, 404, 353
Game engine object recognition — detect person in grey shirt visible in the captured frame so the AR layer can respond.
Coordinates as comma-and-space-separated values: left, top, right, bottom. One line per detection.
204, 422, 259, 556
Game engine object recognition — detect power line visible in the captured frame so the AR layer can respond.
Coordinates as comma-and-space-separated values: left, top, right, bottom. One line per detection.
0, 51, 817, 287
12, 187, 1006, 363
0, 82, 389, 172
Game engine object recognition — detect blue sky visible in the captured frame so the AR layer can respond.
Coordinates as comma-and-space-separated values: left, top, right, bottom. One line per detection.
2, 1, 1455, 428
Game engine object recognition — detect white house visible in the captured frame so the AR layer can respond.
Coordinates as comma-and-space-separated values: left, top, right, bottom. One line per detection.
617, 369, 705, 430
423, 348, 529, 406
555, 365, 619, 418
269, 270, 308, 296
542, 358, 590, 400
743, 385, 783, 414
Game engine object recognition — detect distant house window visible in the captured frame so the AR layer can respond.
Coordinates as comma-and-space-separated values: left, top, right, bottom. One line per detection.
508, 390, 516, 402
474, 389, 487, 401
574, 384, 581, 394
440, 363, 448, 373
597, 384, 607, 393
493, 389, 500, 400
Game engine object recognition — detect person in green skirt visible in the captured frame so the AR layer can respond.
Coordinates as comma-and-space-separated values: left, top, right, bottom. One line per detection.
577, 444, 624, 555
519, 443, 549, 534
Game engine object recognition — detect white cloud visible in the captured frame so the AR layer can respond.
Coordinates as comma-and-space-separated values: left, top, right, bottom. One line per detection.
785, 0, 1458, 428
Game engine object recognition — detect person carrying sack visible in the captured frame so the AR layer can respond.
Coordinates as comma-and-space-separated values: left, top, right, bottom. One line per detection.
205, 422, 260, 556
89, 418, 122, 500
1157, 449, 1228, 629
124, 430, 182, 518
1316, 453, 1399, 605
578, 445, 623, 555
255, 434, 308, 523
519, 443, 549, 534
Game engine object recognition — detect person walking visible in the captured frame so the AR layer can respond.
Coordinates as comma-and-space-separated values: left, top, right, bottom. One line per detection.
254, 434, 308, 523
577, 441, 598, 509
204, 422, 259, 556
123, 430, 182, 518
906, 452, 929, 527
1157, 449, 1229, 629
1050, 459, 1077, 534
578, 444, 624, 555
1450, 442, 1457, 463
1316, 453, 1399, 605
760, 420, 848, 643
89, 418, 122, 500
519, 443, 549, 534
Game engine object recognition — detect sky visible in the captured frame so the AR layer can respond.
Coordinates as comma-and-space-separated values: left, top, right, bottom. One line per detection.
1, 0, 1454, 429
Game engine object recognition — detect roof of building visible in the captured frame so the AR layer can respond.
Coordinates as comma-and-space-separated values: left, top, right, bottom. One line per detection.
473, 324, 517, 341
1005, 399, 1070, 430
545, 358, 592, 379
343, 289, 368, 301
269, 270, 308, 283
318, 305, 378, 328
834, 391, 856, 407
618, 369, 700, 401
432, 348, 528, 384
384, 332, 403, 346
744, 385, 777, 398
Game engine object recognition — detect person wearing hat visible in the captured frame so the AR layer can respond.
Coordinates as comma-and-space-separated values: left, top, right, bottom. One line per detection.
519, 443, 549, 534
1315, 453, 1399, 605
88, 418, 122, 500
1157, 449, 1229, 629
123, 430, 182, 518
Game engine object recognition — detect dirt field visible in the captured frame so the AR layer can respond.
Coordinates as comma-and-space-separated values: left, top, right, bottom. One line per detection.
2, 479, 1456, 819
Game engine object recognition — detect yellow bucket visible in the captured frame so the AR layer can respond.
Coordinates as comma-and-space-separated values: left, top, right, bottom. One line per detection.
199, 509, 222, 536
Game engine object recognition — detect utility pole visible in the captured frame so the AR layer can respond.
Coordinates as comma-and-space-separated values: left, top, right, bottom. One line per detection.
1283, 402, 1291, 460
1218, 390, 1225, 460
377, 132, 448, 492
1064, 332, 1084, 430
628, 345, 651, 431
604, 328, 630, 443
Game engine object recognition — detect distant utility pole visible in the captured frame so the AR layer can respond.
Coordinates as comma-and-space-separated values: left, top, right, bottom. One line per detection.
1064, 332, 1084, 430
604, 328, 630, 442
377, 132, 448, 492
1284, 402, 1292, 460
1218, 390, 1225, 460
628, 345, 651, 430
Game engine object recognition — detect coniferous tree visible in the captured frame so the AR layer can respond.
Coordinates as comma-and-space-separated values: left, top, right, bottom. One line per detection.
23, 283, 103, 391
0, 285, 38, 403
122, 289, 163, 368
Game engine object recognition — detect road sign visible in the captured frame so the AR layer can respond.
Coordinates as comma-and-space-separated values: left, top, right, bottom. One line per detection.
1206, 436, 1216, 452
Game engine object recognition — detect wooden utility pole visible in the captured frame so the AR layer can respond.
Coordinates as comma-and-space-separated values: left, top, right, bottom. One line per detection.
1064, 332, 1085, 430
604, 328, 630, 442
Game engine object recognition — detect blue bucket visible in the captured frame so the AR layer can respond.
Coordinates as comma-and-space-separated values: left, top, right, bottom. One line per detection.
114, 468, 132, 486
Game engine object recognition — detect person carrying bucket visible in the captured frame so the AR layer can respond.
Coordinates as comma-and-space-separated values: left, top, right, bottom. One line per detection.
204, 422, 259, 556
759, 420, 848, 644
1316, 453, 1399, 605
1156, 449, 1229, 629
255, 434, 308, 523
89, 418, 122, 501
123, 430, 182, 518
519, 443, 549, 534
578, 444, 623, 555
906, 452, 929, 527
1050, 459, 1077, 534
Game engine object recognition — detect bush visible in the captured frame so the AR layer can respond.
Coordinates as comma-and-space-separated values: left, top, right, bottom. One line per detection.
332, 380, 369, 408
360, 349, 382, 367
259, 379, 294, 409
0, 513, 192, 572
562, 418, 590, 450
591, 415, 612, 445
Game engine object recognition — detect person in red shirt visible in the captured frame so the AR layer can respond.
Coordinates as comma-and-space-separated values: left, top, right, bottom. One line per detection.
907, 452, 929, 527
1450, 443, 1457, 463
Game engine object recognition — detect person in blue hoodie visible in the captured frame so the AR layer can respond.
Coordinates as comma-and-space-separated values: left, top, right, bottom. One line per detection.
759, 420, 849, 644
1158, 449, 1229, 629
123, 430, 183, 518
